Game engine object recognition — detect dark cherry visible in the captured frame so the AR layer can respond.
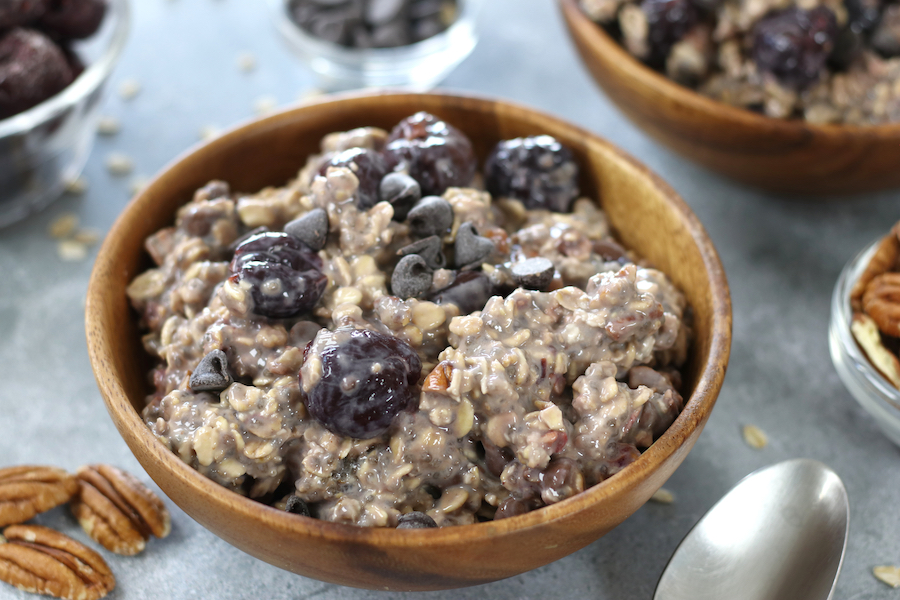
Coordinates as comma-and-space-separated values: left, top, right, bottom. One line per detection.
40, 0, 106, 39
845, 0, 881, 33
229, 232, 327, 319
0, 28, 73, 119
428, 270, 494, 315
640, 0, 699, 64
484, 135, 579, 213
494, 496, 542, 520
0, 0, 48, 29
382, 112, 476, 196
306, 328, 422, 439
752, 6, 838, 89
318, 147, 389, 210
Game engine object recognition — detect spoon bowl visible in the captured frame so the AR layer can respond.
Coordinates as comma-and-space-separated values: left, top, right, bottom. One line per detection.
654, 459, 849, 600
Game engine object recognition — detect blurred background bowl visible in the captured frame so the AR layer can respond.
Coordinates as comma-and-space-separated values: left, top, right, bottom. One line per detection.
86, 90, 731, 591
559, 0, 900, 195
267, 0, 481, 91
0, 0, 130, 229
830, 239, 900, 447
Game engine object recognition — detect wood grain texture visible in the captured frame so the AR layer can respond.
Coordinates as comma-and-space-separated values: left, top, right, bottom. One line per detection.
559, 0, 900, 195
84, 90, 732, 591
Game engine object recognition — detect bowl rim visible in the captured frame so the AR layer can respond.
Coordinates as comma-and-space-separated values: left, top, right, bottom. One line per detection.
86, 89, 732, 548
558, 0, 900, 136
0, 0, 131, 138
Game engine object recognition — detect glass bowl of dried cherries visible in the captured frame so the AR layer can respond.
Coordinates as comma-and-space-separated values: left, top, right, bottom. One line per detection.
268, 0, 482, 90
830, 224, 900, 448
0, 0, 129, 229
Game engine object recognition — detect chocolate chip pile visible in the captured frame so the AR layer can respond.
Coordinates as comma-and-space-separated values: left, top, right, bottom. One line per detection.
0, 0, 107, 120
581, 0, 900, 123
287, 0, 458, 48
128, 112, 691, 527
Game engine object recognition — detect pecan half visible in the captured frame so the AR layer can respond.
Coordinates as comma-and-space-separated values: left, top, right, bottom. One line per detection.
863, 272, 900, 338
0, 467, 78, 527
851, 312, 900, 389
69, 465, 170, 556
851, 228, 900, 312
0, 524, 114, 600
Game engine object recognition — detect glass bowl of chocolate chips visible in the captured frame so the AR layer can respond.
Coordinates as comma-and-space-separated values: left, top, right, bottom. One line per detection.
268, 0, 482, 90
830, 222, 900, 447
0, 0, 129, 228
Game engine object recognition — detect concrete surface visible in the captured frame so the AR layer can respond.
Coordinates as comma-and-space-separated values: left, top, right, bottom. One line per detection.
1, 0, 898, 598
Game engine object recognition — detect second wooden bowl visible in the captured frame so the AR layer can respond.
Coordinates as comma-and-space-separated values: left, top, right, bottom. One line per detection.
560, 0, 900, 195
85, 91, 731, 591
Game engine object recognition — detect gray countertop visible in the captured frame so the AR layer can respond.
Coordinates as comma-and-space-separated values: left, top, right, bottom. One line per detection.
1, 0, 899, 598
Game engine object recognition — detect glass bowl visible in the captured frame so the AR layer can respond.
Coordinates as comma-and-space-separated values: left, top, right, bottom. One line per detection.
0, 0, 130, 229
267, 0, 481, 91
829, 239, 900, 447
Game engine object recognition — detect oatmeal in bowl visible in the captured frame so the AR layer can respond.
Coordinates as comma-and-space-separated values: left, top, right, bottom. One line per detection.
127, 111, 692, 528
87, 92, 730, 589
559, 0, 900, 194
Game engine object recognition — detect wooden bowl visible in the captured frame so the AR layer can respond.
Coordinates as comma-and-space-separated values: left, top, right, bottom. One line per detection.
85, 91, 732, 591
559, 0, 900, 195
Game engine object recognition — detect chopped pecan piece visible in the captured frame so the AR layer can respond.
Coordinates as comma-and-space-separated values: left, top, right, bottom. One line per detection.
863, 272, 900, 338
851, 227, 900, 312
69, 465, 170, 556
423, 361, 453, 393
0, 524, 114, 600
0, 466, 78, 527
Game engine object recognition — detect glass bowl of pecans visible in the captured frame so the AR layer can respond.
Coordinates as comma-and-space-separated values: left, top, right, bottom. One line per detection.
0, 0, 130, 229
830, 224, 900, 447
267, 0, 482, 91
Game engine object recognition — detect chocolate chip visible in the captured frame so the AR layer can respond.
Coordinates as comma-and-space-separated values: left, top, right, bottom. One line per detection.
407, 195, 453, 238
380, 172, 421, 221
371, 20, 411, 47
189, 349, 233, 393
365, 0, 406, 25
510, 257, 555, 291
285, 208, 329, 251
429, 270, 493, 314
391, 254, 433, 299
409, 0, 444, 19
396, 511, 437, 529
398, 235, 445, 269
285, 495, 311, 517
411, 15, 444, 41
454, 222, 494, 269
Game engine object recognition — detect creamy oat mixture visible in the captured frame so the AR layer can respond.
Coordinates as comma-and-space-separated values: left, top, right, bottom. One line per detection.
127, 113, 691, 527
581, 0, 900, 123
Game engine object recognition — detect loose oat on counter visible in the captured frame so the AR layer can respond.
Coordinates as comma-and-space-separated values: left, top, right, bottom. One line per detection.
580, 0, 900, 123
128, 111, 693, 528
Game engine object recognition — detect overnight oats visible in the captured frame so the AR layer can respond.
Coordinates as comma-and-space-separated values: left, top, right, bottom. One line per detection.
126, 112, 692, 528
580, 0, 900, 123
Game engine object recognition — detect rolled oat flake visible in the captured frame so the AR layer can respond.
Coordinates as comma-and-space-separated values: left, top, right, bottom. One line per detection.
189, 349, 233, 393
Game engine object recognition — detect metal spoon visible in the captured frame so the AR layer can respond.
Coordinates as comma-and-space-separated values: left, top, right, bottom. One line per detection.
654, 459, 849, 600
